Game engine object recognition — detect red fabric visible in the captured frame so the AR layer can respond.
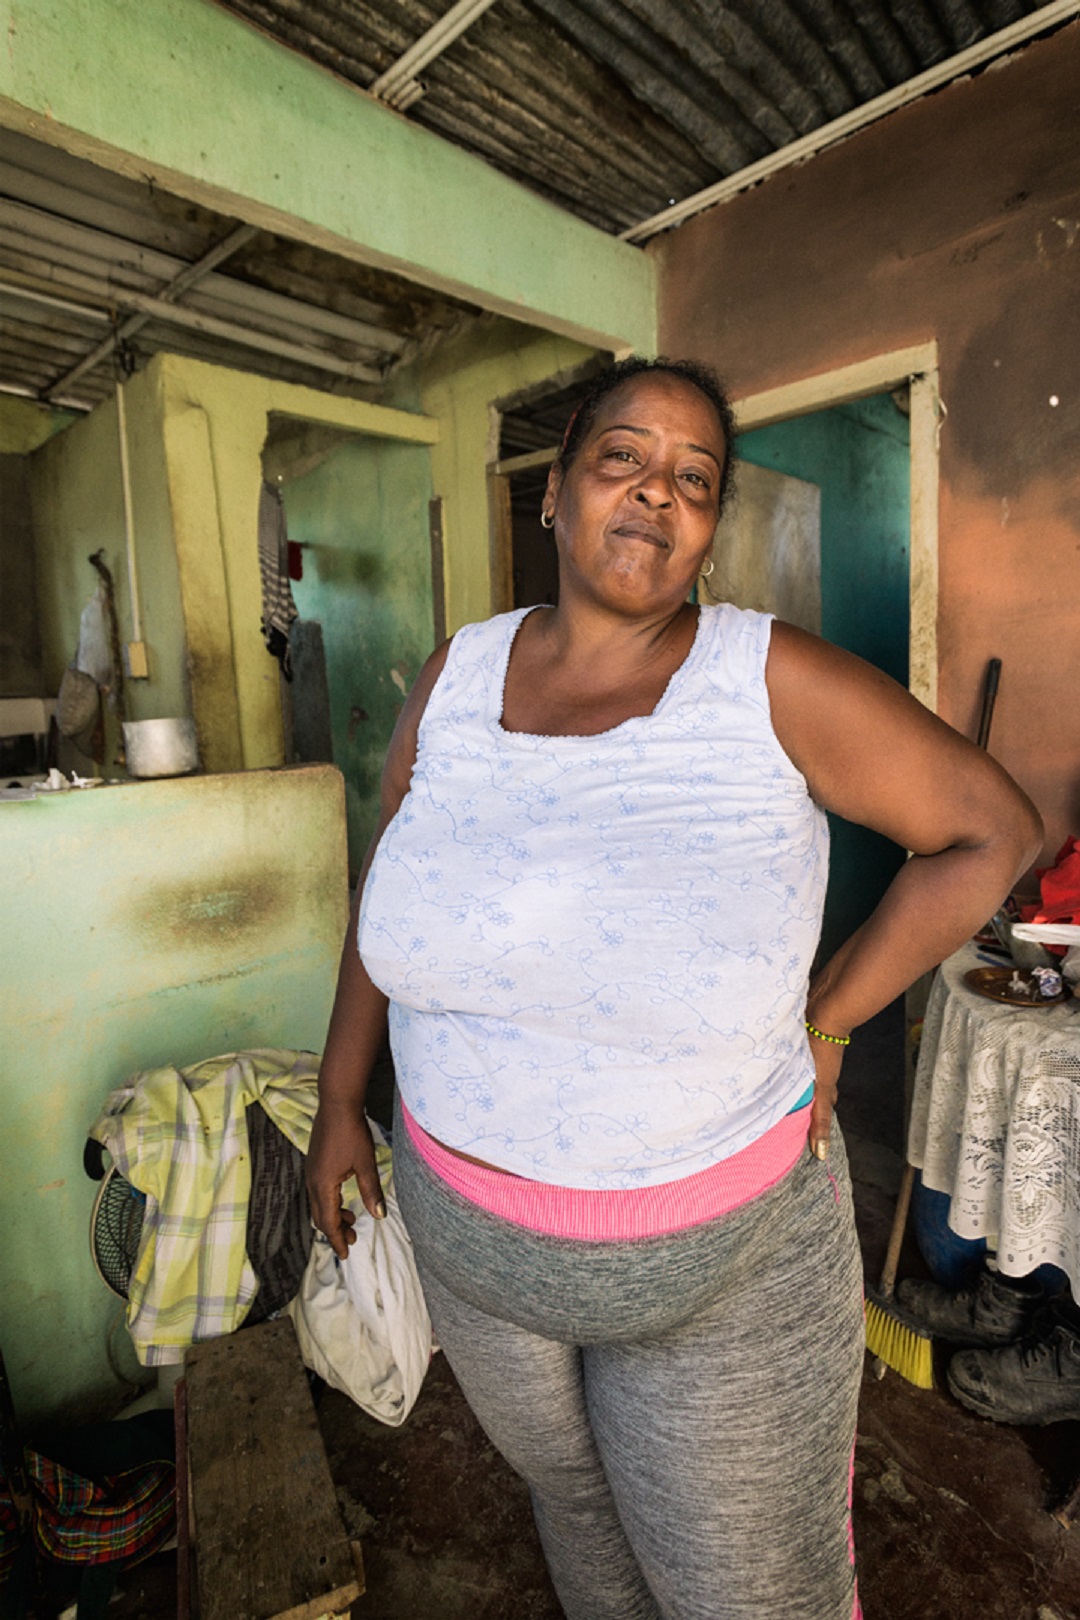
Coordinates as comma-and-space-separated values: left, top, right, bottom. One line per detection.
1019, 836, 1080, 953
287, 540, 304, 582
0, 1453, 174, 1572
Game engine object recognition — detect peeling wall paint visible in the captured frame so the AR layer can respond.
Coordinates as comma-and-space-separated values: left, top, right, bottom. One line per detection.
658, 22, 1080, 861
1, 765, 348, 1425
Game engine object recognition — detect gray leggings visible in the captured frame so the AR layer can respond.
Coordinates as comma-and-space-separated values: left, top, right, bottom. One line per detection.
393, 1097, 864, 1620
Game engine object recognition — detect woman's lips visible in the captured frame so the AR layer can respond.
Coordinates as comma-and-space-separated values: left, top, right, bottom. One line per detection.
610, 521, 669, 549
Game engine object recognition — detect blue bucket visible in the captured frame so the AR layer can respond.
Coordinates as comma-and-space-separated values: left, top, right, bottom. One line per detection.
912, 1173, 1069, 1292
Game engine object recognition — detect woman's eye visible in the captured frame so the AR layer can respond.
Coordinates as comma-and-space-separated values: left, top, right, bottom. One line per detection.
681, 470, 710, 490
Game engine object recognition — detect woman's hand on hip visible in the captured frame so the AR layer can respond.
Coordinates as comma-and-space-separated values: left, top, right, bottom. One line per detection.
306, 1100, 385, 1260
807, 1035, 845, 1162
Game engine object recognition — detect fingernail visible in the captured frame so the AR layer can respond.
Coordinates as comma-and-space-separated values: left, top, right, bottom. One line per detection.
375, 1199, 387, 1220
813, 1140, 828, 1161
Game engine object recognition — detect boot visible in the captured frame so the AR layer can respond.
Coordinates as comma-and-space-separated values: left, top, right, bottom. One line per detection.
947, 1300, 1080, 1425
896, 1266, 1045, 1347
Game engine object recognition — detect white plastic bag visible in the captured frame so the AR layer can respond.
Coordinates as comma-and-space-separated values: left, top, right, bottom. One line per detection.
288, 1125, 433, 1425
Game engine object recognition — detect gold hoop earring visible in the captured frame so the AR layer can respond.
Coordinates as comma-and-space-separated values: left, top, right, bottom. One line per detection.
700, 558, 715, 578
540, 511, 554, 530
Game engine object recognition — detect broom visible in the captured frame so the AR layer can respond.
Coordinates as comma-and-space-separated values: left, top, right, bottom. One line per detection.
864, 656, 1004, 1389
864, 1162, 934, 1388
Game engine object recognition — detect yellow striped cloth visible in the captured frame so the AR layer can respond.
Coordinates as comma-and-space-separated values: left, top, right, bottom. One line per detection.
89, 1049, 321, 1365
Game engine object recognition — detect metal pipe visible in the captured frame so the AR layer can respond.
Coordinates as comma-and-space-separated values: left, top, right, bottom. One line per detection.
46, 223, 258, 397
0, 379, 92, 411
114, 380, 143, 647
371, 0, 501, 108
621, 0, 1080, 243
110, 291, 384, 382
0, 276, 382, 384
0, 279, 110, 323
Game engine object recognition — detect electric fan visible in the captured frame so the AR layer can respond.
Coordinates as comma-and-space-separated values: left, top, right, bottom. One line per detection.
89, 1166, 146, 1300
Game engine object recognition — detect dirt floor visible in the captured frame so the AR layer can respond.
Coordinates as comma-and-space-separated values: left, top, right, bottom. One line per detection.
102, 1006, 1080, 1619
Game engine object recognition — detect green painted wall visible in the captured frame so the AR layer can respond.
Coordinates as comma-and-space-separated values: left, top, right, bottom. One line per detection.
153, 352, 436, 777
27, 366, 189, 768
282, 436, 434, 870
0, 0, 655, 356
1, 765, 348, 1427
739, 395, 911, 956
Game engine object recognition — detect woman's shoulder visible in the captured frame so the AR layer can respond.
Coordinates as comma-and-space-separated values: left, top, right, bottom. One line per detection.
696, 601, 775, 677
445, 607, 532, 658
698, 600, 772, 634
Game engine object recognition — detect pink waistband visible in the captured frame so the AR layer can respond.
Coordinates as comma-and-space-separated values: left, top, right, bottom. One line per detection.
399, 1101, 812, 1241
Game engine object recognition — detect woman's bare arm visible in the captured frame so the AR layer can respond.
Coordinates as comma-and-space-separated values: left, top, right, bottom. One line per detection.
767, 622, 1043, 1159
306, 641, 450, 1257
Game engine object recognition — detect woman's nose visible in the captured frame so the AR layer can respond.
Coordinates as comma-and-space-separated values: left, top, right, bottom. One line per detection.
632, 468, 674, 506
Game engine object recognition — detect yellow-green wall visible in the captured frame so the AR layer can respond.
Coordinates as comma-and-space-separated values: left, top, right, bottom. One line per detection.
155, 353, 439, 775
0, 396, 75, 456
29, 366, 188, 770
21, 334, 604, 825
1, 765, 348, 1427
410, 320, 601, 632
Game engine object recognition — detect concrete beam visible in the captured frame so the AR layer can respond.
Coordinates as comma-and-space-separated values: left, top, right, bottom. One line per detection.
0, 0, 656, 356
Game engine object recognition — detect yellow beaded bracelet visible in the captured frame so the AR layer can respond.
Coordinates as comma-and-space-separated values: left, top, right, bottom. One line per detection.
805, 1020, 851, 1047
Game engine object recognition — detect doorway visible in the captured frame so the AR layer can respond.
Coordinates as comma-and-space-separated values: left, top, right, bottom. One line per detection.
489, 363, 608, 612
731, 346, 940, 961
737, 390, 911, 961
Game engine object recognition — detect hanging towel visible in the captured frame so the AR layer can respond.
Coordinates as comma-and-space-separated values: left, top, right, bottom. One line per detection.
289, 1119, 435, 1426
257, 481, 298, 678
88, 1050, 320, 1365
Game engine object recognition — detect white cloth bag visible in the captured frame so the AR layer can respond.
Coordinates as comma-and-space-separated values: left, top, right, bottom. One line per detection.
288, 1124, 434, 1426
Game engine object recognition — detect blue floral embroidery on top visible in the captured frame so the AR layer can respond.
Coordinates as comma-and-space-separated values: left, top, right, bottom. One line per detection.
361, 604, 828, 1190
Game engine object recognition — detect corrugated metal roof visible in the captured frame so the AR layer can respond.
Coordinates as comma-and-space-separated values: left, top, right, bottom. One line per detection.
0, 126, 480, 410
1, 2, 1071, 409
216, 0, 1064, 234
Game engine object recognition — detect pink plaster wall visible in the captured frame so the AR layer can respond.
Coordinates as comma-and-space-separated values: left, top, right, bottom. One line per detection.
656, 22, 1080, 864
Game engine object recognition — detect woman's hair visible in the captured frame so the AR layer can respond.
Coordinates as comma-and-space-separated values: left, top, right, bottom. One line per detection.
556, 356, 738, 515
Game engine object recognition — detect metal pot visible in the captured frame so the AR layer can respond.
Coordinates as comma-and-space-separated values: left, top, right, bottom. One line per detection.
122, 718, 200, 778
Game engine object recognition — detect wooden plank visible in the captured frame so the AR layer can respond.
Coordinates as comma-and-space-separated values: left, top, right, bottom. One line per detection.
733, 344, 938, 432
487, 468, 515, 616
429, 496, 447, 648
185, 1318, 362, 1620
174, 1375, 191, 1620
492, 445, 558, 477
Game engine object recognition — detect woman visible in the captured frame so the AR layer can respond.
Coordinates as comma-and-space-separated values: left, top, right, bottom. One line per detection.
307, 357, 1041, 1619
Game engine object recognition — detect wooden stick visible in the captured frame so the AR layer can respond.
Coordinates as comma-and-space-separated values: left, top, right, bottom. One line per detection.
879, 1161, 917, 1302
1053, 1473, 1080, 1530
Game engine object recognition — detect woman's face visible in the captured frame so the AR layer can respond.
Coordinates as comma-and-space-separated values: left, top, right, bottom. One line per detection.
544, 373, 727, 617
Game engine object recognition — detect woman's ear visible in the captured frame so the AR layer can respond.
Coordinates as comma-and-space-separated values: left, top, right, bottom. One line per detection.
542, 462, 563, 522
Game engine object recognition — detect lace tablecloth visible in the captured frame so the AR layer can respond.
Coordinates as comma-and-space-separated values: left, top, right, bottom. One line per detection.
908, 942, 1080, 1293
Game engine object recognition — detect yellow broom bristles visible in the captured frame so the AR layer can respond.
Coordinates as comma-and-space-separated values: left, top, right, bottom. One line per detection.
864, 1298, 935, 1390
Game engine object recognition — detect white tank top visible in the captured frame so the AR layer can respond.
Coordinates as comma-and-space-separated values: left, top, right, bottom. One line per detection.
359, 604, 828, 1190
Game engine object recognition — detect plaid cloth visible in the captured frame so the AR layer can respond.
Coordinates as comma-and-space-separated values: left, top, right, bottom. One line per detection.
88, 1050, 320, 1365
0, 1452, 174, 1573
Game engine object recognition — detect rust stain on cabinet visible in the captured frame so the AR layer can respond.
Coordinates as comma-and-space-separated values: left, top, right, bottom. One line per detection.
134, 871, 291, 949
